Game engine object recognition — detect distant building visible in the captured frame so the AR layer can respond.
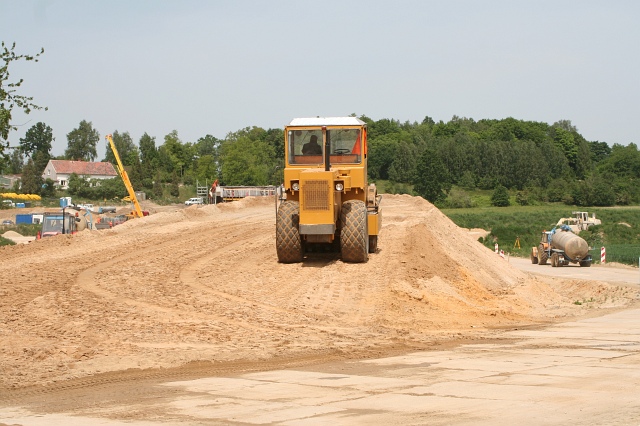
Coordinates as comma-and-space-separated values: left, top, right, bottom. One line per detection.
42, 160, 118, 189
0, 174, 21, 189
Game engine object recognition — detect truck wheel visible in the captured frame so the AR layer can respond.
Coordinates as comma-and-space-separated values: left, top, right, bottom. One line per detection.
341, 200, 368, 263
530, 248, 538, 264
276, 201, 303, 263
538, 244, 548, 265
551, 252, 559, 267
579, 260, 591, 267
368, 235, 378, 253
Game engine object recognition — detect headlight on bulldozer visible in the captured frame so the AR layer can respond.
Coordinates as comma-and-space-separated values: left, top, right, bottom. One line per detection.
335, 183, 344, 191
292, 182, 300, 191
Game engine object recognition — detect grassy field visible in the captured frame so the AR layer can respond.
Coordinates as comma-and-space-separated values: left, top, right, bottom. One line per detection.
441, 205, 640, 265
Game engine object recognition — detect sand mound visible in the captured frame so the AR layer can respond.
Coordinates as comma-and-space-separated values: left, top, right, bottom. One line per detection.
0, 194, 636, 389
2, 230, 23, 239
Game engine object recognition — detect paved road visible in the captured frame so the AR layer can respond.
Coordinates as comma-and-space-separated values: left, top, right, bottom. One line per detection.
508, 255, 640, 285
1, 261, 639, 425
160, 310, 640, 425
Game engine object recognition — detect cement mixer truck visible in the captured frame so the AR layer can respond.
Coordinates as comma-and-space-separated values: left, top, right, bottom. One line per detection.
530, 225, 592, 267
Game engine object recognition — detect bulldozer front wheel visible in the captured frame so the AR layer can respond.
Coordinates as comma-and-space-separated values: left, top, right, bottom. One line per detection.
340, 200, 368, 263
538, 244, 548, 265
276, 201, 303, 263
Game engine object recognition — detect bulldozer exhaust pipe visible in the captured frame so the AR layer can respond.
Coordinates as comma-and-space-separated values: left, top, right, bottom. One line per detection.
323, 126, 330, 171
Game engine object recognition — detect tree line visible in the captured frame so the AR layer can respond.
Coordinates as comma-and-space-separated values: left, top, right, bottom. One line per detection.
363, 115, 638, 207
4, 114, 639, 208
2, 43, 638, 206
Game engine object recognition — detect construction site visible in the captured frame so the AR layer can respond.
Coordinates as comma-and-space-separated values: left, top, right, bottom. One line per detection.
0, 192, 639, 422
0, 121, 639, 423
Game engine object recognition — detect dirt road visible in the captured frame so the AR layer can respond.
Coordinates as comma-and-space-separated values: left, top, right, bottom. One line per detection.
0, 195, 638, 424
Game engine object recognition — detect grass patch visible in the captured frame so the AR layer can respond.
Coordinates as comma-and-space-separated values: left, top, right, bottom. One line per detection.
0, 236, 16, 246
442, 204, 640, 266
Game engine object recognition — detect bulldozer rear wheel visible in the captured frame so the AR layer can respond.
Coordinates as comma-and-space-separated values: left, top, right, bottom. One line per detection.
276, 201, 303, 263
551, 252, 559, 267
530, 248, 538, 264
368, 235, 378, 253
579, 260, 591, 267
340, 200, 368, 263
538, 244, 548, 265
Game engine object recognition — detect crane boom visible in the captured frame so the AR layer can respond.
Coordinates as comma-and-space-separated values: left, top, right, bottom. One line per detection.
105, 134, 144, 218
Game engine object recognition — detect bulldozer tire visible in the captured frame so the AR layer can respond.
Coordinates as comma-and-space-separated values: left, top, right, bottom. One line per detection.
340, 200, 368, 263
538, 244, 548, 265
579, 260, 591, 267
368, 235, 378, 253
551, 252, 559, 267
276, 201, 303, 263
530, 248, 538, 264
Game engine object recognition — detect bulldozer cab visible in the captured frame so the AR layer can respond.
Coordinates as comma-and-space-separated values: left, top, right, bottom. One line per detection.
288, 128, 363, 166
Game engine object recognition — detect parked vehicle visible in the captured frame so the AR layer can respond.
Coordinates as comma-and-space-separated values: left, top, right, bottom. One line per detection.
2, 219, 13, 225
185, 197, 204, 205
39, 212, 80, 238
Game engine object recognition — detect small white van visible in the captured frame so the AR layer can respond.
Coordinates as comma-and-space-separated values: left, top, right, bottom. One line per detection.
185, 197, 204, 205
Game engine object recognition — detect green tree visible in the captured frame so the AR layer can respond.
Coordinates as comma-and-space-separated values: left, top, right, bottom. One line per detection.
388, 141, 416, 183
598, 143, 640, 178
367, 135, 398, 180
551, 127, 578, 172
588, 141, 611, 164
7, 147, 23, 174
19, 121, 53, 158
104, 130, 137, 166
194, 154, 218, 183
66, 172, 85, 196
515, 190, 529, 206
20, 158, 43, 194
41, 178, 56, 198
413, 148, 450, 203
170, 172, 180, 197
152, 172, 163, 199
157, 130, 195, 178
139, 132, 158, 188
589, 175, 615, 206
490, 185, 510, 207
1, 42, 46, 170
458, 170, 476, 190
220, 136, 276, 185
65, 120, 99, 161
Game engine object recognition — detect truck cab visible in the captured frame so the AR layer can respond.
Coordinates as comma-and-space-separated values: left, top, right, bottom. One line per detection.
40, 212, 79, 238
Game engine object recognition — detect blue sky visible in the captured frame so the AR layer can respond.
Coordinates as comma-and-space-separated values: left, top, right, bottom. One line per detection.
2, 0, 639, 158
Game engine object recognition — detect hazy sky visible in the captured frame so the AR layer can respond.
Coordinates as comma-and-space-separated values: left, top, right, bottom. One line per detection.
2, 0, 639, 158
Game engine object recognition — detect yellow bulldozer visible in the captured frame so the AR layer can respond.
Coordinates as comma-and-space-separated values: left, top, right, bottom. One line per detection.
276, 117, 382, 263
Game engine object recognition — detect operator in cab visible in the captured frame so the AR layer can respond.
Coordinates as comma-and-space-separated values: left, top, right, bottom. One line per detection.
302, 135, 322, 155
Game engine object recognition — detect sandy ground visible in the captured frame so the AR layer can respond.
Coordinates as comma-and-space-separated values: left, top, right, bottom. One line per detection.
0, 194, 638, 397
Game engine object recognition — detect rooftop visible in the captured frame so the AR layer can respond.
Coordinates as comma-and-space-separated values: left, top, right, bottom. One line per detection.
288, 117, 366, 127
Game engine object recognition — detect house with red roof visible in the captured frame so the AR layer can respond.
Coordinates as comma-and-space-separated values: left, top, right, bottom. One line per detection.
42, 160, 118, 189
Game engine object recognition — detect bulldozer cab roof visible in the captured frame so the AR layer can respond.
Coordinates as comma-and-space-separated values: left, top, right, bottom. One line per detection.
288, 117, 366, 127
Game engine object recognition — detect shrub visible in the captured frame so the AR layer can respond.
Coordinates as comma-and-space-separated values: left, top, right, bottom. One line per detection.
490, 185, 510, 207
